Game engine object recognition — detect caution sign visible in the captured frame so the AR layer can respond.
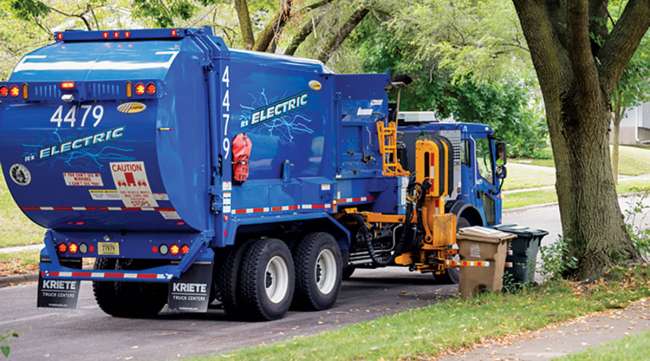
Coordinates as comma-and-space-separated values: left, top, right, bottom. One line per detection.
167, 262, 213, 313
64, 172, 103, 187
37, 276, 80, 309
109, 161, 158, 208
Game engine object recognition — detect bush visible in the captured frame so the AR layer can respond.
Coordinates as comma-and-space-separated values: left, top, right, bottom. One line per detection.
540, 236, 578, 280
624, 192, 650, 261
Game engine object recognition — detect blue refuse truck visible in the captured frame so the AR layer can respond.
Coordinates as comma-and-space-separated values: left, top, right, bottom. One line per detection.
0, 27, 507, 320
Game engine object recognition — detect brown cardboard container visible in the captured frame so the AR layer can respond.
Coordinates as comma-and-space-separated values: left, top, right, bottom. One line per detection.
457, 227, 515, 298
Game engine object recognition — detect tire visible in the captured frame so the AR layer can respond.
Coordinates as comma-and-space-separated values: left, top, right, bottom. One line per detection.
293, 232, 343, 311
342, 265, 356, 280
434, 216, 471, 285
93, 258, 168, 318
214, 243, 250, 317
238, 238, 295, 321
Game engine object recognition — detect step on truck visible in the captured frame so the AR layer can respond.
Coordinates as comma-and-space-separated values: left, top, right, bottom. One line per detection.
0, 27, 507, 321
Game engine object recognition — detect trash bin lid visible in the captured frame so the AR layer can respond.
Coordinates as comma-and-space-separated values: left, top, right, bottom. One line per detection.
493, 224, 549, 237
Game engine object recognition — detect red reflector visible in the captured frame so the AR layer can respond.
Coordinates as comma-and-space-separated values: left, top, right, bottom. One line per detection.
170, 244, 180, 256
151, 245, 159, 254
60, 82, 75, 90
0, 86, 7, 97
124, 31, 131, 39
102, 32, 109, 39
68, 243, 78, 254
145, 82, 156, 95
57, 243, 67, 253
9, 86, 20, 97
181, 244, 190, 254
134, 83, 145, 95
89, 244, 95, 253
113, 31, 120, 39
171, 29, 178, 37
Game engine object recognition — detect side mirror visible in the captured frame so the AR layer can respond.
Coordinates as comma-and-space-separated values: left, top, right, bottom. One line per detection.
496, 141, 507, 166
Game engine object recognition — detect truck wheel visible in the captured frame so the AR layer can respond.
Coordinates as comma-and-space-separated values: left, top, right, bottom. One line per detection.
238, 238, 295, 321
293, 232, 342, 311
214, 243, 251, 317
434, 216, 471, 285
92, 258, 167, 318
342, 265, 356, 280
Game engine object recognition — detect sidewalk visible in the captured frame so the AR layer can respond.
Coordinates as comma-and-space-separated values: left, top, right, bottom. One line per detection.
438, 298, 650, 361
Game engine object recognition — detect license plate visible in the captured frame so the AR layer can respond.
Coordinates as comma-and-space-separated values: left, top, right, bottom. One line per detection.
97, 242, 120, 256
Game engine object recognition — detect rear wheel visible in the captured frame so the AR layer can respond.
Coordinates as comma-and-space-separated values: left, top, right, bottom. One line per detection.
214, 243, 251, 317
293, 232, 343, 311
93, 258, 168, 318
238, 238, 295, 321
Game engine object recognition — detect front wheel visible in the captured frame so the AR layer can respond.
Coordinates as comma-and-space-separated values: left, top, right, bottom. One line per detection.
293, 232, 343, 311
238, 238, 295, 321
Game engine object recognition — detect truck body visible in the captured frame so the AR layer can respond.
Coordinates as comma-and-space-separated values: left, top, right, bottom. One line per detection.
0, 28, 505, 320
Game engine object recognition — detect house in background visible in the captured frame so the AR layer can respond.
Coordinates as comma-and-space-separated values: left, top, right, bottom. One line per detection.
616, 102, 650, 145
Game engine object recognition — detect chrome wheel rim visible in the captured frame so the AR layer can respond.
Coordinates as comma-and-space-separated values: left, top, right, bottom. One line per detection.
315, 249, 337, 294
265, 256, 289, 304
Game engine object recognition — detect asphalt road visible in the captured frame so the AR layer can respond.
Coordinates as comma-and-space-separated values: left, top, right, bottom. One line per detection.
1, 198, 648, 361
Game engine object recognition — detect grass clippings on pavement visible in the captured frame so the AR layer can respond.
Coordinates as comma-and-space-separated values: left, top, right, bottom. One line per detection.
190, 265, 649, 361
555, 329, 650, 361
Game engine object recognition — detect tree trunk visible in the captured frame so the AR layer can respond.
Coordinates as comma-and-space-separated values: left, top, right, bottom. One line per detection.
316, 7, 369, 63
611, 112, 622, 185
285, 14, 324, 56
234, 0, 255, 49
512, 0, 646, 279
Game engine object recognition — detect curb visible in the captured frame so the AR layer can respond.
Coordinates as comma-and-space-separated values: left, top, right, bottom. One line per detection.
0, 273, 38, 288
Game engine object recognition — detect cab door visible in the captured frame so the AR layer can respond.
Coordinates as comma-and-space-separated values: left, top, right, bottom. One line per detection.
471, 135, 501, 225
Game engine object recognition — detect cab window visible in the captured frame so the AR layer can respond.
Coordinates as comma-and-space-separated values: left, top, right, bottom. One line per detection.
475, 138, 493, 183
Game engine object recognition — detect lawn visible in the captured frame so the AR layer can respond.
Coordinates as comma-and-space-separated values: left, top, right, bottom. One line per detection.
502, 163, 556, 191
504, 178, 650, 209
189, 266, 649, 361
514, 145, 650, 176
0, 250, 39, 277
557, 330, 650, 361
0, 173, 43, 248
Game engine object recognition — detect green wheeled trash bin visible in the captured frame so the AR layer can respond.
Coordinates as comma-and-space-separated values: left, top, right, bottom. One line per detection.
493, 224, 549, 286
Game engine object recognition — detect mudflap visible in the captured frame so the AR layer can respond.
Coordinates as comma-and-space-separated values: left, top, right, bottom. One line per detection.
167, 261, 213, 313
37, 275, 80, 309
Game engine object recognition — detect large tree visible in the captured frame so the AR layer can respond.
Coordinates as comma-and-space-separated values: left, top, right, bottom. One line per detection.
513, 0, 649, 278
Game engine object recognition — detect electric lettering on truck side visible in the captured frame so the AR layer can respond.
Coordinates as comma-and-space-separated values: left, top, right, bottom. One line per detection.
242, 93, 308, 128
33, 127, 125, 162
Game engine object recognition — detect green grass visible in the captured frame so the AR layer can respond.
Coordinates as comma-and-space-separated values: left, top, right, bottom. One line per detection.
504, 178, 650, 209
555, 330, 650, 361
0, 173, 43, 248
189, 266, 650, 361
0, 250, 39, 276
513, 146, 650, 176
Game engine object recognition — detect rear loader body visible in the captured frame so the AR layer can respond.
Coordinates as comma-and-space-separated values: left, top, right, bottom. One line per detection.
0, 27, 506, 320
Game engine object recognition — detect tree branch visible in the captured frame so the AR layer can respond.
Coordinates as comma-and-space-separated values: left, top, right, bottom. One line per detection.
253, 0, 293, 52
234, 0, 255, 50
566, 0, 600, 88
284, 13, 325, 55
317, 6, 369, 63
598, 0, 650, 95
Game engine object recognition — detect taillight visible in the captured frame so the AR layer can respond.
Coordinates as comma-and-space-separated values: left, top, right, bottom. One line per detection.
124, 31, 131, 39
68, 243, 79, 254
56, 33, 63, 41
0, 86, 7, 97
181, 244, 190, 255
60, 81, 75, 90
170, 244, 180, 256
102, 31, 109, 40
9, 86, 20, 97
57, 243, 67, 253
145, 82, 156, 95
171, 29, 178, 37
113, 31, 120, 39
151, 245, 159, 254
135, 83, 145, 96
